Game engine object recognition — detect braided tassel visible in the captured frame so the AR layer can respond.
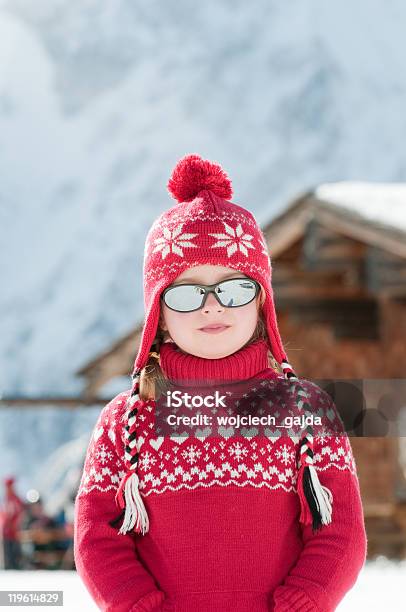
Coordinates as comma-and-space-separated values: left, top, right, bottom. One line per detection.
296, 462, 314, 525
281, 359, 333, 533
296, 443, 333, 531
115, 470, 149, 535
113, 371, 150, 536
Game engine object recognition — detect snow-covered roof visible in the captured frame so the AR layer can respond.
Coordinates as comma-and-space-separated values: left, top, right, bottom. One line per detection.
315, 182, 406, 235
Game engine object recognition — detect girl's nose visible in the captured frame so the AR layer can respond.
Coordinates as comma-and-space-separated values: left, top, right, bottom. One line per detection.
202, 292, 225, 312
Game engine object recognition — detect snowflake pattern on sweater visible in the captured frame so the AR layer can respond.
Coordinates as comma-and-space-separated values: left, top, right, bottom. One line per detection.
77, 379, 357, 500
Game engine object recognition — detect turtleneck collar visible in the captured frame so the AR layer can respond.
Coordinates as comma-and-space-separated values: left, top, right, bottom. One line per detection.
159, 338, 278, 385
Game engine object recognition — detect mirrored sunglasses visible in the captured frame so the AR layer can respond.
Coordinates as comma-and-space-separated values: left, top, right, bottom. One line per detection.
161, 277, 260, 313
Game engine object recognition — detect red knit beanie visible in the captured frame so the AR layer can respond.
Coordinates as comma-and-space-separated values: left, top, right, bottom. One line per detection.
112, 154, 333, 537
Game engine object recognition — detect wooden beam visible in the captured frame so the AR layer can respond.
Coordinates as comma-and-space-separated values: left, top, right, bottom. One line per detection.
276, 297, 380, 340
275, 285, 368, 300
0, 397, 110, 408
273, 263, 368, 299
302, 218, 367, 283
366, 245, 406, 296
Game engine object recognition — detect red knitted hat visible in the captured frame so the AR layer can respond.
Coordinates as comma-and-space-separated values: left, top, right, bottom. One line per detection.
112, 154, 334, 537
132, 153, 288, 376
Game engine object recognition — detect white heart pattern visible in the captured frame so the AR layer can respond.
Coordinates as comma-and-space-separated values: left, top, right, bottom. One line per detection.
218, 426, 235, 438
195, 427, 212, 442
264, 428, 281, 440
169, 432, 189, 444
240, 427, 259, 440
150, 436, 164, 451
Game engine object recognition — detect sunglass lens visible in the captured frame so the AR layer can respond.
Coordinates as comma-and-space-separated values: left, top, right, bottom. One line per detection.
163, 285, 205, 312
216, 279, 258, 307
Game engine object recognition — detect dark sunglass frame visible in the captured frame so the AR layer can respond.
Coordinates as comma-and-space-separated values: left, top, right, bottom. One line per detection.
160, 277, 261, 313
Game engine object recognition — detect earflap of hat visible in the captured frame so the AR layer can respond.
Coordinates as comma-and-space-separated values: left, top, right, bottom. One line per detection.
260, 282, 288, 365
132, 270, 187, 375
132, 291, 162, 376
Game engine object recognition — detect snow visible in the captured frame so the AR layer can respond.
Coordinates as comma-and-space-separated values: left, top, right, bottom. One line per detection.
315, 182, 406, 234
1, 558, 406, 610
0, 570, 98, 611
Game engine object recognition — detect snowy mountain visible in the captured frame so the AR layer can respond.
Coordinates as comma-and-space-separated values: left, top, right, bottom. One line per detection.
1, 0, 406, 397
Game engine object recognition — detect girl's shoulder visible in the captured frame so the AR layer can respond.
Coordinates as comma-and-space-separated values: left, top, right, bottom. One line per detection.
100, 389, 132, 421
293, 378, 339, 414
77, 390, 134, 497
94, 389, 140, 445
106, 389, 154, 430
268, 375, 335, 407
259, 374, 344, 429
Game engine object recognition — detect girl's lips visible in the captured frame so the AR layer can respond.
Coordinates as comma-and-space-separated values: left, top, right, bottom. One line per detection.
198, 325, 230, 334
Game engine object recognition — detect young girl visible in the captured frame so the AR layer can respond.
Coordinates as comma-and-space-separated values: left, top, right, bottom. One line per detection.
74, 154, 367, 612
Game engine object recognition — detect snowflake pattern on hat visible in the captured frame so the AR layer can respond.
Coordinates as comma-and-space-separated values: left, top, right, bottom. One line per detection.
208, 221, 256, 258
152, 223, 199, 259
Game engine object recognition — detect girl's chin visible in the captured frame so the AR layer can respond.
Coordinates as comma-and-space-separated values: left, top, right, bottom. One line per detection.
191, 345, 243, 360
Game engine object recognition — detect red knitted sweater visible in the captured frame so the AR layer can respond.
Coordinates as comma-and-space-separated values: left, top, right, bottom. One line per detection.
74, 340, 367, 612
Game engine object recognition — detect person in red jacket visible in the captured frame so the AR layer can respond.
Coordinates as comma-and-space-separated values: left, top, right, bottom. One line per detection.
74, 154, 367, 611
1, 476, 25, 570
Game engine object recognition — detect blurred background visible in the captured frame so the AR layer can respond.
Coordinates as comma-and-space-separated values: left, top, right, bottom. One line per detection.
1, 0, 406, 609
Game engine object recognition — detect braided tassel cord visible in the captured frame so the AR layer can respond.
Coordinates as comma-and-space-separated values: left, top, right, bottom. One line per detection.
111, 371, 150, 536
281, 359, 333, 533
115, 470, 149, 535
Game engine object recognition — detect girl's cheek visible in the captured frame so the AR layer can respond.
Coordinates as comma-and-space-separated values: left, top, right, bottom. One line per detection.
180, 312, 200, 332
165, 310, 195, 334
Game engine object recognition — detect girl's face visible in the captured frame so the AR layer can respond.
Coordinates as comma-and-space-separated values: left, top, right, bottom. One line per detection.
160, 265, 262, 359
